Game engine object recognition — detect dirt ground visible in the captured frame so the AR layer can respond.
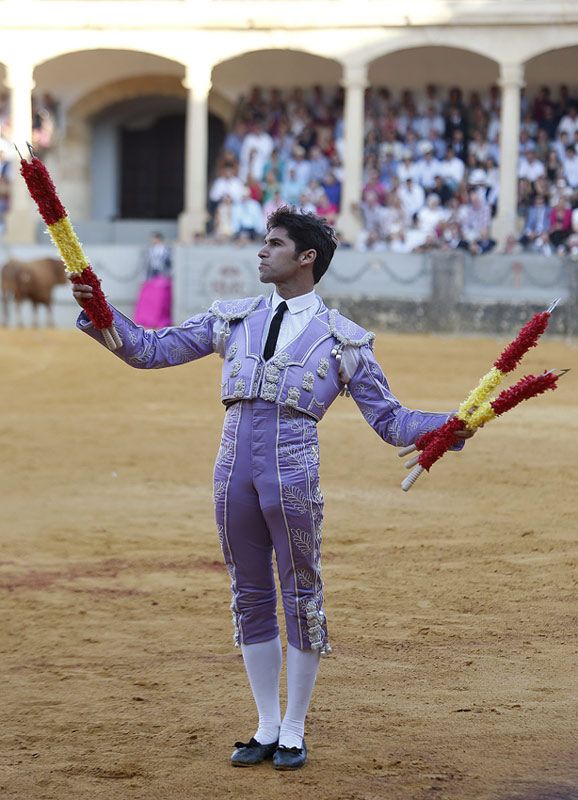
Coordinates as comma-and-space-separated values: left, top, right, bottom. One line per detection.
1, 326, 577, 800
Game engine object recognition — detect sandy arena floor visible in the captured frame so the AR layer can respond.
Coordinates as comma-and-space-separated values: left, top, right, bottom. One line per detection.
1, 326, 577, 800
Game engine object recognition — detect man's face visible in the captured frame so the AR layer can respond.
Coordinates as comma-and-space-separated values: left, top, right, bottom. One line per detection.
257, 227, 302, 285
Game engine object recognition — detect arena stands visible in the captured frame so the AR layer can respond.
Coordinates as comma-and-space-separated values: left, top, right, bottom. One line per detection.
207, 82, 578, 256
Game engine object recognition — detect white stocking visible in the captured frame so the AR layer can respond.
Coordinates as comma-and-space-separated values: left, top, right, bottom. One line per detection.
240, 636, 282, 745
279, 644, 320, 749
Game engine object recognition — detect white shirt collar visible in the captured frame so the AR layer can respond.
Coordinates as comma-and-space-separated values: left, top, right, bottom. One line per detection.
271, 288, 318, 315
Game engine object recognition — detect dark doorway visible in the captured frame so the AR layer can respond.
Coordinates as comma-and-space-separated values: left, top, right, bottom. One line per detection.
120, 114, 185, 219
118, 108, 227, 220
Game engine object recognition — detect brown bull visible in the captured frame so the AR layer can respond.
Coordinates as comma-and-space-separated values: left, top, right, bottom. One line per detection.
1, 257, 67, 327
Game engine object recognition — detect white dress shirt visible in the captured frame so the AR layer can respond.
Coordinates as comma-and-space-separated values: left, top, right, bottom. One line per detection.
267, 289, 320, 352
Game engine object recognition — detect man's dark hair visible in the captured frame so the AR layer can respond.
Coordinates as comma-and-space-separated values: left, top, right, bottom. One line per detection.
266, 206, 338, 283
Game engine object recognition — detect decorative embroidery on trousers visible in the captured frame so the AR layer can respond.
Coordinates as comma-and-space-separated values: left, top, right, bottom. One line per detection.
213, 400, 330, 652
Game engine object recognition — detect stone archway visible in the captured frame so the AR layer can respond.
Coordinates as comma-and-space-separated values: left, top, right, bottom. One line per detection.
367, 45, 499, 93
524, 45, 578, 97
59, 74, 232, 221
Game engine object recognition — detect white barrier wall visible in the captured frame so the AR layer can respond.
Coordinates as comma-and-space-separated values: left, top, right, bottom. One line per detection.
0, 244, 572, 329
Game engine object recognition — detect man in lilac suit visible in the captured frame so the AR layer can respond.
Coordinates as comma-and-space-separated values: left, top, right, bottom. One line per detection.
72, 208, 471, 771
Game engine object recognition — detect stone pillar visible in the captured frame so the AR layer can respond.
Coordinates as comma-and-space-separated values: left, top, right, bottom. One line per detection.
493, 62, 525, 247
178, 61, 212, 242
337, 62, 368, 244
4, 58, 37, 244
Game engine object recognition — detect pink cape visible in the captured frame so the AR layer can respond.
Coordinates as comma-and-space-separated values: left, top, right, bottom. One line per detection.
134, 275, 172, 329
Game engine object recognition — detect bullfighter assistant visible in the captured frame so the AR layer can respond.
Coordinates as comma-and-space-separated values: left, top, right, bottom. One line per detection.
72, 208, 470, 771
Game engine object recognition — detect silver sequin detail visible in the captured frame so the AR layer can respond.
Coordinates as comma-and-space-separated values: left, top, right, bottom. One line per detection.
226, 343, 238, 361
328, 308, 375, 347
265, 365, 281, 383
285, 387, 300, 407
317, 358, 329, 378
233, 379, 246, 398
302, 371, 314, 392
260, 382, 278, 402
305, 599, 330, 654
273, 352, 290, 368
230, 359, 242, 377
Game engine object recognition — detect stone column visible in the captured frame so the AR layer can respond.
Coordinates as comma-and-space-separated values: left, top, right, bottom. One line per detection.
4, 58, 37, 243
493, 62, 525, 247
337, 62, 368, 244
178, 61, 212, 242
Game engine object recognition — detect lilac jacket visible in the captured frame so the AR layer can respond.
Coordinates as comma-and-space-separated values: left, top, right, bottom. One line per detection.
77, 296, 457, 448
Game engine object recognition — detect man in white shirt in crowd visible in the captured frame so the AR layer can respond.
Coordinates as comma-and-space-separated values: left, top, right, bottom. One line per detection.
396, 151, 419, 184
518, 145, 546, 184
438, 147, 465, 190
417, 193, 448, 238
209, 163, 246, 207
557, 104, 578, 140
415, 145, 442, 192
284, 145, 312, 187
562, 145, 578, 189
232, 188, 266, 242
239, 118, 274, 187
398, 177, 426, 226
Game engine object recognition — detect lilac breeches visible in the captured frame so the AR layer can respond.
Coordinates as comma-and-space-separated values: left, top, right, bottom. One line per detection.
214, 399, 329, 652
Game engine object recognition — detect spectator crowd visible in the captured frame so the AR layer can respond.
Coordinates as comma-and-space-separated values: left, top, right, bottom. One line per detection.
208, 82, 578, 257
2, 80, 578, 258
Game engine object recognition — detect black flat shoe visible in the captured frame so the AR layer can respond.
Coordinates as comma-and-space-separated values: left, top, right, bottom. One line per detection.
273, 739, 308, 770
230, 737, 279, 767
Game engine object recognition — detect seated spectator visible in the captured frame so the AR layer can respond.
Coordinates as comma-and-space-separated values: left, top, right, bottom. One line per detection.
398, 177, 425, 225
553, 131, 572, 163
261, 169, 281, 203
557, 104, 578, 140
396, 151, 419, 184
545, 149, 561, 183
213, 194, 236, 243
223, 120, 247, 163
246, 174, 263, 203
239, 117, 273, 185
459, 189, 492, 244
417, 193, 448, 236
315, 189, 338, 225
415, 144, 442, 192
431, 174, 454, 206
518, 145, 545, 184
439, 146, 465, 190
519, 194, 551, 253
362, 167, 387, 205
284, 144, 311, 184
308, 144, 329, 183
357, 190, 387, 236
547, 197, 572, 253
469, 130, 491, 164
231, 188, 265, 242
297, 191, 317, 215
281, 166, 306, 206
321, 171, 342, 210
209, 162, 245, 206
562, 146, 578, 188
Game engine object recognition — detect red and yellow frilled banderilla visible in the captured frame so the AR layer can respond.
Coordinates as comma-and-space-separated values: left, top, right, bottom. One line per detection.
399, 299, 568, 491
18, 145, 122, 351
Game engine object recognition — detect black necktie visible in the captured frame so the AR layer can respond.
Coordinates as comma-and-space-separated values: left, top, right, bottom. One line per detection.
263, 301, 288, 360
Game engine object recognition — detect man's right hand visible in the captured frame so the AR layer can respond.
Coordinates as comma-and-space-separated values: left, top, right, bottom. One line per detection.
70, 282, 94, 307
